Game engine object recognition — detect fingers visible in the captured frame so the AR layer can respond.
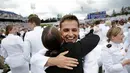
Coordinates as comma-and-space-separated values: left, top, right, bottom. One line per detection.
60, 51, 69, 55
66, 63, 77, 67
65, 58, 78, 68
66, 57, 78, 62
64, 66, 73, 70
69, 60, 79, 65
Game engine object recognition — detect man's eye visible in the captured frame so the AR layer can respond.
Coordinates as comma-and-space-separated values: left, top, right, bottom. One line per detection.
72, 29, 77, 32
63, 29, 69, 32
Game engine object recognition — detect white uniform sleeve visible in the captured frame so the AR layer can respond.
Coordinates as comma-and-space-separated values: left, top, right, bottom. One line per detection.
31, 64, 46, 73
30, 49, 49, 69
102, 49, 124, 73
97, 56, 102, 67
84, 51, 98, 73
23, 33, 31, 62
123, 23, 130, 32
17, 37, 24, 52
23, 40, 31, 62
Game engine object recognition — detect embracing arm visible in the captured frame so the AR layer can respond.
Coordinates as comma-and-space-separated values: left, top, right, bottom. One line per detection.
46, 51, 78, 70
80, 33, 100, 57
31, 50, 78, 70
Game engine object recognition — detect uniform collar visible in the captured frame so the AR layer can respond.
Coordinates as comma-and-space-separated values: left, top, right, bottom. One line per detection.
34, 26, 42, 30
109, 41, 121, 48
8, 34, 15, 36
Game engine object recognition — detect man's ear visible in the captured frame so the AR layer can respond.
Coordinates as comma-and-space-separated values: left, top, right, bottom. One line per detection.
111, 36, 115, 40
32, 22, 36, 26
60, 32, 63, 39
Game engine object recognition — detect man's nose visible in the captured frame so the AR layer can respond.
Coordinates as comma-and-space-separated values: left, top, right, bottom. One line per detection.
68, 30, 73, 36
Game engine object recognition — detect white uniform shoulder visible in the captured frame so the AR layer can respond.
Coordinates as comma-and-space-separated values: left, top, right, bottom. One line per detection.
102, 44, 112, 51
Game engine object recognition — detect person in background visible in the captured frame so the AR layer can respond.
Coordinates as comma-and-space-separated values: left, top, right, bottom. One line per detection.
1, 25, 29, 73
101, 27, 130, 73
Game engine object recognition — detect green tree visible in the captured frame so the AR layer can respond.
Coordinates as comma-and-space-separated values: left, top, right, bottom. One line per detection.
120, 6, 125, 15
112, 10, 116, 17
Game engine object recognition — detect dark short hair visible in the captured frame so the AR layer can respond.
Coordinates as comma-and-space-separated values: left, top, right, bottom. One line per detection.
28, 14, 38, 19
59, 15, 79, 28
28, 16, 41, 26
94, 20, 100, 25
41, 26, 63, 57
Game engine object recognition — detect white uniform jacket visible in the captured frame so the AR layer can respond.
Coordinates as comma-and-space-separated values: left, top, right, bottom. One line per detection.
23, 26, 49, 73
23, 26, 48, 61
1, 34, 27, 68
79, 31, 99, 73
101, 41, 128, 73
30, 49, 48, 73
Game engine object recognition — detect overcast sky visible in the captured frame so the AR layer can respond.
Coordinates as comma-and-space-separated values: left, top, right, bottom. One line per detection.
0, 0, 130, 19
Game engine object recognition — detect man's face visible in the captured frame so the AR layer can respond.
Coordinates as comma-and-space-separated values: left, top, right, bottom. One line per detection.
60, 20, 79, 43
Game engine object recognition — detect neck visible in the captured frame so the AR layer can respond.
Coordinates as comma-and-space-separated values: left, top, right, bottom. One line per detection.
111, 40, 120, 44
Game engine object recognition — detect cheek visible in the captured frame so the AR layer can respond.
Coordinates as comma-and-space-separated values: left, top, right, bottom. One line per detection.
61, 32, 66, 38
74, 32, 79, 37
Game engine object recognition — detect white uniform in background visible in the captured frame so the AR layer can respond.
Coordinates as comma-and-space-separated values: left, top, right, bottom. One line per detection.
101, 41, 128, 73
85, 27, 91, 34
123, 25, 130, 73
1, 34, 29, 73
30, 49, 48, 73
99, 23, 109, 44
23, 26, 49, 73
93, 25, 102, 41
79, 29, 99, 73
20, 31, 24, 38
79, 28, 86, 39
83, 50, 99, 73
93, 25, 108, 66
123, 22, 130, 33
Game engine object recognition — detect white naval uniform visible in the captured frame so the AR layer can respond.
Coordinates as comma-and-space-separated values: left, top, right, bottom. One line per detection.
1, 34, 29, 73
79, 28, 85, 39
93, 25, 102, 39
30, 49, 48, 73
98, 23, 110, 44
101, 41, 128, 73
79, 29, 99, 73
83, 50, 99, 73
93, 25, 108, 66
123, 22, 130, 33
23, 26, 49, 73
123, 22, 130, 73
123, 22, 130, 49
